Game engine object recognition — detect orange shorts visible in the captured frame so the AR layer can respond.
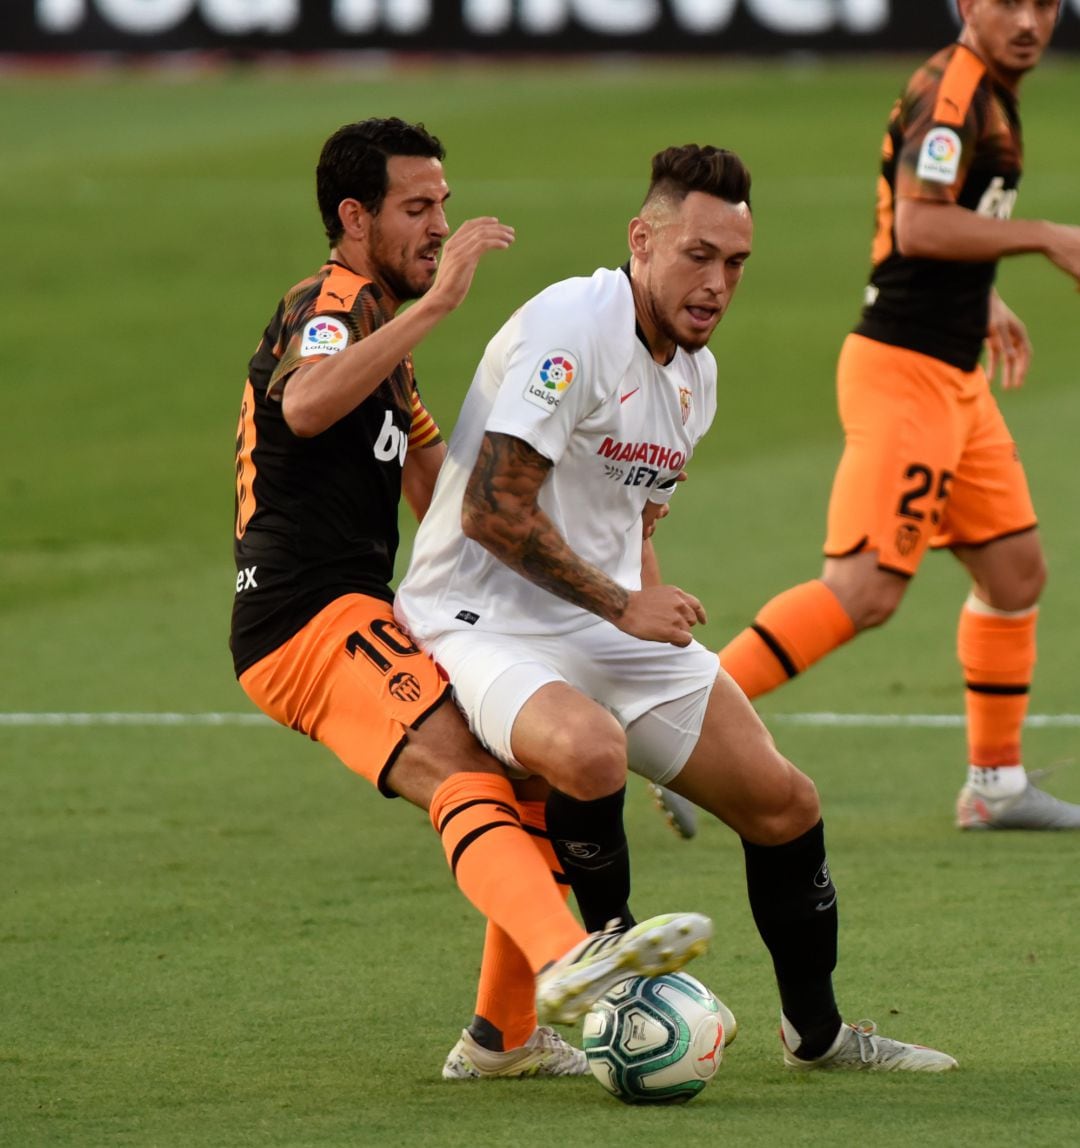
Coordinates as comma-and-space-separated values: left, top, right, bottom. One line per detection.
239, 593, 450, 796
824, 334, 1037, 576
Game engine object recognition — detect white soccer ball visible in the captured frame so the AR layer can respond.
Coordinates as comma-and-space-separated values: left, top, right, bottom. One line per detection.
582, 972, 730, 1104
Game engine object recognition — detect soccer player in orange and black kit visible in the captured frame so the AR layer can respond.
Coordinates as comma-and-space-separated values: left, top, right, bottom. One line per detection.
229, 117, 711, 1079
719, 0, 1080, 829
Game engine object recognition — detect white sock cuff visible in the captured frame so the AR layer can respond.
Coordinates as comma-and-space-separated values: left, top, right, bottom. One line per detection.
963, 592, 1038, 620
967, 764, 1028, 797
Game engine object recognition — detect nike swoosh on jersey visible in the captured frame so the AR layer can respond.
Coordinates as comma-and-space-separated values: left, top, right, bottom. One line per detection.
619, 388, 640, 404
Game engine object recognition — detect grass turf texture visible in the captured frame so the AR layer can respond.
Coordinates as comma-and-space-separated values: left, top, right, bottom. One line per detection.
3, 59, 1080, 1146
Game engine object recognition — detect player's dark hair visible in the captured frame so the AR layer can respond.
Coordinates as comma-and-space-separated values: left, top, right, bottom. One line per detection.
317, 117, 446, 243
643, 145, 752, 212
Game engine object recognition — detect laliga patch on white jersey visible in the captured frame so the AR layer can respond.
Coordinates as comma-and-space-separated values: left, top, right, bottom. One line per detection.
523, 350, 578, 414
300, 316, 350, 358
916, 127, 962, 185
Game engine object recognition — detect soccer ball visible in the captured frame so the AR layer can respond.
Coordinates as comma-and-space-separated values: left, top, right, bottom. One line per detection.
582, 971, 728, 1104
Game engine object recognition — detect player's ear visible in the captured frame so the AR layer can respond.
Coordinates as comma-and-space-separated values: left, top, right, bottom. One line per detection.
338, 198, 368, 241
628, 215, 651, 260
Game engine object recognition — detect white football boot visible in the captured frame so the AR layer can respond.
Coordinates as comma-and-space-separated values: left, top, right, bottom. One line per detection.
535, 912, 712, 1026
782, 1016, 958, 1073
442, 1026, 587, 1080
957, 767, 1080, 830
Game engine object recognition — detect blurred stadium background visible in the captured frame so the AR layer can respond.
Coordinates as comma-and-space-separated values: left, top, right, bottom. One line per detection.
3, 3, 1080, 1146
7, 0, 1080, 55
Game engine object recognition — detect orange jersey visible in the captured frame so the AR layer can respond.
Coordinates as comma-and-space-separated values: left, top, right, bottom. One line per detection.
855, 43, 1023, 371
231, 262, 442, 676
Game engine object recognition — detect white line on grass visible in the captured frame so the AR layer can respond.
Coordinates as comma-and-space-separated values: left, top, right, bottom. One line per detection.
0, 712, 272, 726
770, 713, 1080, 728
2, 712, 1079, 728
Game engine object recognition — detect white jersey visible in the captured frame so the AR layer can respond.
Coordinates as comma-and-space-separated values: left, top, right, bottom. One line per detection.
396, 266, 717, 640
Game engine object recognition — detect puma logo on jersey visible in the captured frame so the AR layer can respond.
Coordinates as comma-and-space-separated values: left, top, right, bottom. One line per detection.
327, 291, 354, 307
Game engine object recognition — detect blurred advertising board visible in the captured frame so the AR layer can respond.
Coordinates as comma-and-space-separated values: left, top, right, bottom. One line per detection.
7, 1, 1080, 56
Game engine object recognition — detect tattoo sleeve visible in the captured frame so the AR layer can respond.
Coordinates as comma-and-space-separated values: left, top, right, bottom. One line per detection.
463, 432, 630, 622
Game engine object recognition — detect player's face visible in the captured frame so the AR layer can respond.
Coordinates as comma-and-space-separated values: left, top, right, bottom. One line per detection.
367, 155, 451, 306
630, 192, 753, 359
961, 0, 1059, 81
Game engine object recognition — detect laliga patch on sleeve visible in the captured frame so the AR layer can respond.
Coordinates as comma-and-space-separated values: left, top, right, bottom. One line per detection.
523, 350, 578, 414
300, 316, 350, 358
916, 127, 962, 185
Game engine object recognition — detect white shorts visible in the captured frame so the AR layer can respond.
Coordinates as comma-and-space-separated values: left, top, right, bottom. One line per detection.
428, 620, 720, 785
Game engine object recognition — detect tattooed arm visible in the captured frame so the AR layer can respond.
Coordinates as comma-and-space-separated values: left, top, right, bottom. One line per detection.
462, 431, 706, 646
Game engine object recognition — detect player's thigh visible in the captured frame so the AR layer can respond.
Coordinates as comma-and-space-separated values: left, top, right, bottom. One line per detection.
564, 622, 721, 729
826, 335, 967, 577
240, 593, 451, 800
625, 683, 713, 788
821, 549, 910, 630
432, 623, 719, 795
392, 697, 507, 808
564, 624, 722, 788
511, 681, 628, 798
672, 671, 820, 845
426, 629, 566, 777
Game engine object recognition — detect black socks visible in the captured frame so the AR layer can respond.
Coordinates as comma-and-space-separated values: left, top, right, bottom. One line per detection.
546, 786, 637, 933
743, 819, 842, 1059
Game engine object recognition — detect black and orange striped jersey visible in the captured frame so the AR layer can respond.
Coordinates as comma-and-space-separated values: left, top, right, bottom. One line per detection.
230, 260, 442, 676
855, 43, 1023, 371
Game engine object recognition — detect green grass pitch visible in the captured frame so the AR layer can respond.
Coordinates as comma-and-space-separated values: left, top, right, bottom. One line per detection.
3, 58, 1080, 1147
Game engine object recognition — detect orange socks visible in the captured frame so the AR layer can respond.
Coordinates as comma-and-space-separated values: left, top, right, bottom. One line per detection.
429, 774, 584, 983
719, 580, 856, 699
469, 800, 570, 1050
958, 596, 1037, 768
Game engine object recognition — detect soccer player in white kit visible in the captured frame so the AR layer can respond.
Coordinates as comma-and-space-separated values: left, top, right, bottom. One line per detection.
398, 146, 957, 1072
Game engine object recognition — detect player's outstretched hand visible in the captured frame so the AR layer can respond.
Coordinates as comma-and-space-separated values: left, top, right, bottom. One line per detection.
985, 292, 1031, 391
430, 217, 515, 314
617, 585, 707, 647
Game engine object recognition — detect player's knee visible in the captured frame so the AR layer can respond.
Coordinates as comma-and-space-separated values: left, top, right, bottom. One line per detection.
408, 702, 499, 777
849, 584, 904, 631
539, 713, 627, 799
975, 555, 1046, 613
743, 760, 821, 844
1010, 552, 1047, 610
825, 562, 906, 632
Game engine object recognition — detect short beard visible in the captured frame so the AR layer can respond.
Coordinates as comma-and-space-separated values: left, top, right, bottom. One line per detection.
370, 217, 431, 304
380, 266, 426, 304
654, 309, 710, 355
